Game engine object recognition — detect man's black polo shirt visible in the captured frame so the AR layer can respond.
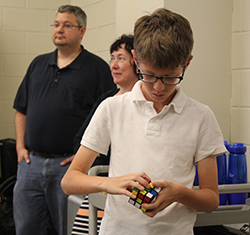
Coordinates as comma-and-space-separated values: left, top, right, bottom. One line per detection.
13, 46, 116, 154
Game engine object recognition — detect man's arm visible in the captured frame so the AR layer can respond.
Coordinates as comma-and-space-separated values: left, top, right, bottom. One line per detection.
15, 111, 30, 163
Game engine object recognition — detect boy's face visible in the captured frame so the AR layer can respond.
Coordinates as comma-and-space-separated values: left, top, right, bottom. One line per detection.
138, 61, 184, 113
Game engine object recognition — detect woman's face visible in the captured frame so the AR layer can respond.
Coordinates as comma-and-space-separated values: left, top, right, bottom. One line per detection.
110, 44, 136, 87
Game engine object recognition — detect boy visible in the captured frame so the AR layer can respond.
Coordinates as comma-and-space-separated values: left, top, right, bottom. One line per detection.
62, 8, 226, 234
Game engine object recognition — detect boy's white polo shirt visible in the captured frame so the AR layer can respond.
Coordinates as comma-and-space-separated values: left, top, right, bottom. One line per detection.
81, 81, 226, 235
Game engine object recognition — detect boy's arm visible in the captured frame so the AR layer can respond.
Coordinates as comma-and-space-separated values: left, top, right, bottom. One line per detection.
61, 145, 150, 197
142, 155, 219, 217
178, 155, 219, 211
61, 145, 100, 195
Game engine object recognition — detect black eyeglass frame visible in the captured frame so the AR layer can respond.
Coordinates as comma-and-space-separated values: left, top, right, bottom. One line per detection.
50, 23, 83, 29
137, 65, 186, 85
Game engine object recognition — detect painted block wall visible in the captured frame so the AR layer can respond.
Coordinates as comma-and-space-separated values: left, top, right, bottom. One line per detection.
0, 0, 162, 139
71, 0, 117, 62
0, 0, 69, 138
231, 0, 250, 180
1, 0, 250, 181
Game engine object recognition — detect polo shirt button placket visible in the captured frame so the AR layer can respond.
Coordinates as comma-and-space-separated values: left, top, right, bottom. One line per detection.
56, 71, 60, 82
145, 103, 153, 116
146, 117, 160, 136
53, 70, 60, 87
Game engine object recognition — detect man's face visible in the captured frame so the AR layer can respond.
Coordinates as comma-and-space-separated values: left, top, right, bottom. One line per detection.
52, 12, 85, 49
138, 61, 184, 113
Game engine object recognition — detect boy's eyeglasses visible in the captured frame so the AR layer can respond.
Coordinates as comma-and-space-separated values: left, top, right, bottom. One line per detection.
137, 66, 186, 85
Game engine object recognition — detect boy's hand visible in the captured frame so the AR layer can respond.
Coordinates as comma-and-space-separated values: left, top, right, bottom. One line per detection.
141, 180, 182, 217
104, 172, 151, 199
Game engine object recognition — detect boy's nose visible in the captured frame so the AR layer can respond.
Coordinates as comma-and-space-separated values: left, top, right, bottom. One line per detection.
153, 79, 165, 91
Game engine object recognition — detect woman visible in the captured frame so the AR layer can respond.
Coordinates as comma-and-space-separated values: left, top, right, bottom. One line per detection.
71, 34, 138, 235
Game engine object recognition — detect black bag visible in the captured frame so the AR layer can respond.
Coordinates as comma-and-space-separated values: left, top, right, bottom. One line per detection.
194, 225, 248, 235
0, 138, 17, 184
0, 138, 17, 235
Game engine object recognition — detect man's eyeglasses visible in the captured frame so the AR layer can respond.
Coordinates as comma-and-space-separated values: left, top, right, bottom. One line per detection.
137, 66, 186, 85
50, 23, 82, 30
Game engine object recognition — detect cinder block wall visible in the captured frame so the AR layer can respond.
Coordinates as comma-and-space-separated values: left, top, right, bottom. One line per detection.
231, 1, 250, 145
1, 0, 250, 182
71, 0, 117, 61
0, 0, 70, 138
0, 0, 117, 140
231, 0, 250, 178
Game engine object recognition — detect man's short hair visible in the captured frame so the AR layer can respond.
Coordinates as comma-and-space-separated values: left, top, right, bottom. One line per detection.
57, 5, 87, 28
133, 8, 194, 69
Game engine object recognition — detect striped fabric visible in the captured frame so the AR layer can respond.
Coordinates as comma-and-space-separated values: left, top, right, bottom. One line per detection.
71, 195, 104, 235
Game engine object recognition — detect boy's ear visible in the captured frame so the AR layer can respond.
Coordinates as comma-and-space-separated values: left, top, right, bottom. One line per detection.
186, 55, 193, 68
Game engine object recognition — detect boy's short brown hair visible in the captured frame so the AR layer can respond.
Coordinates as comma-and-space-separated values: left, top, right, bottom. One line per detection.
134, 8, 194, 69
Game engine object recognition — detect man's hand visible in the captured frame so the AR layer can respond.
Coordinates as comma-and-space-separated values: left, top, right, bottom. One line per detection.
17, 148, 30, 163
60, 154, 75, 166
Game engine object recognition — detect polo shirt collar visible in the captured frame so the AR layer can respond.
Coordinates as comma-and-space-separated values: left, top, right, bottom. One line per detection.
170, 85, 187, 114
132, 80, 187, 114
48, 45, 86, 70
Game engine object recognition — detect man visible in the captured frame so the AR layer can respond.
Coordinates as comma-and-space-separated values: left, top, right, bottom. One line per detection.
61, 8, 226, 235
13, 5, 116, 235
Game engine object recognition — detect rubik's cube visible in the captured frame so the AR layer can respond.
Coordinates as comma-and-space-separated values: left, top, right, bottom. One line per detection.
128, 177, 160, 212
